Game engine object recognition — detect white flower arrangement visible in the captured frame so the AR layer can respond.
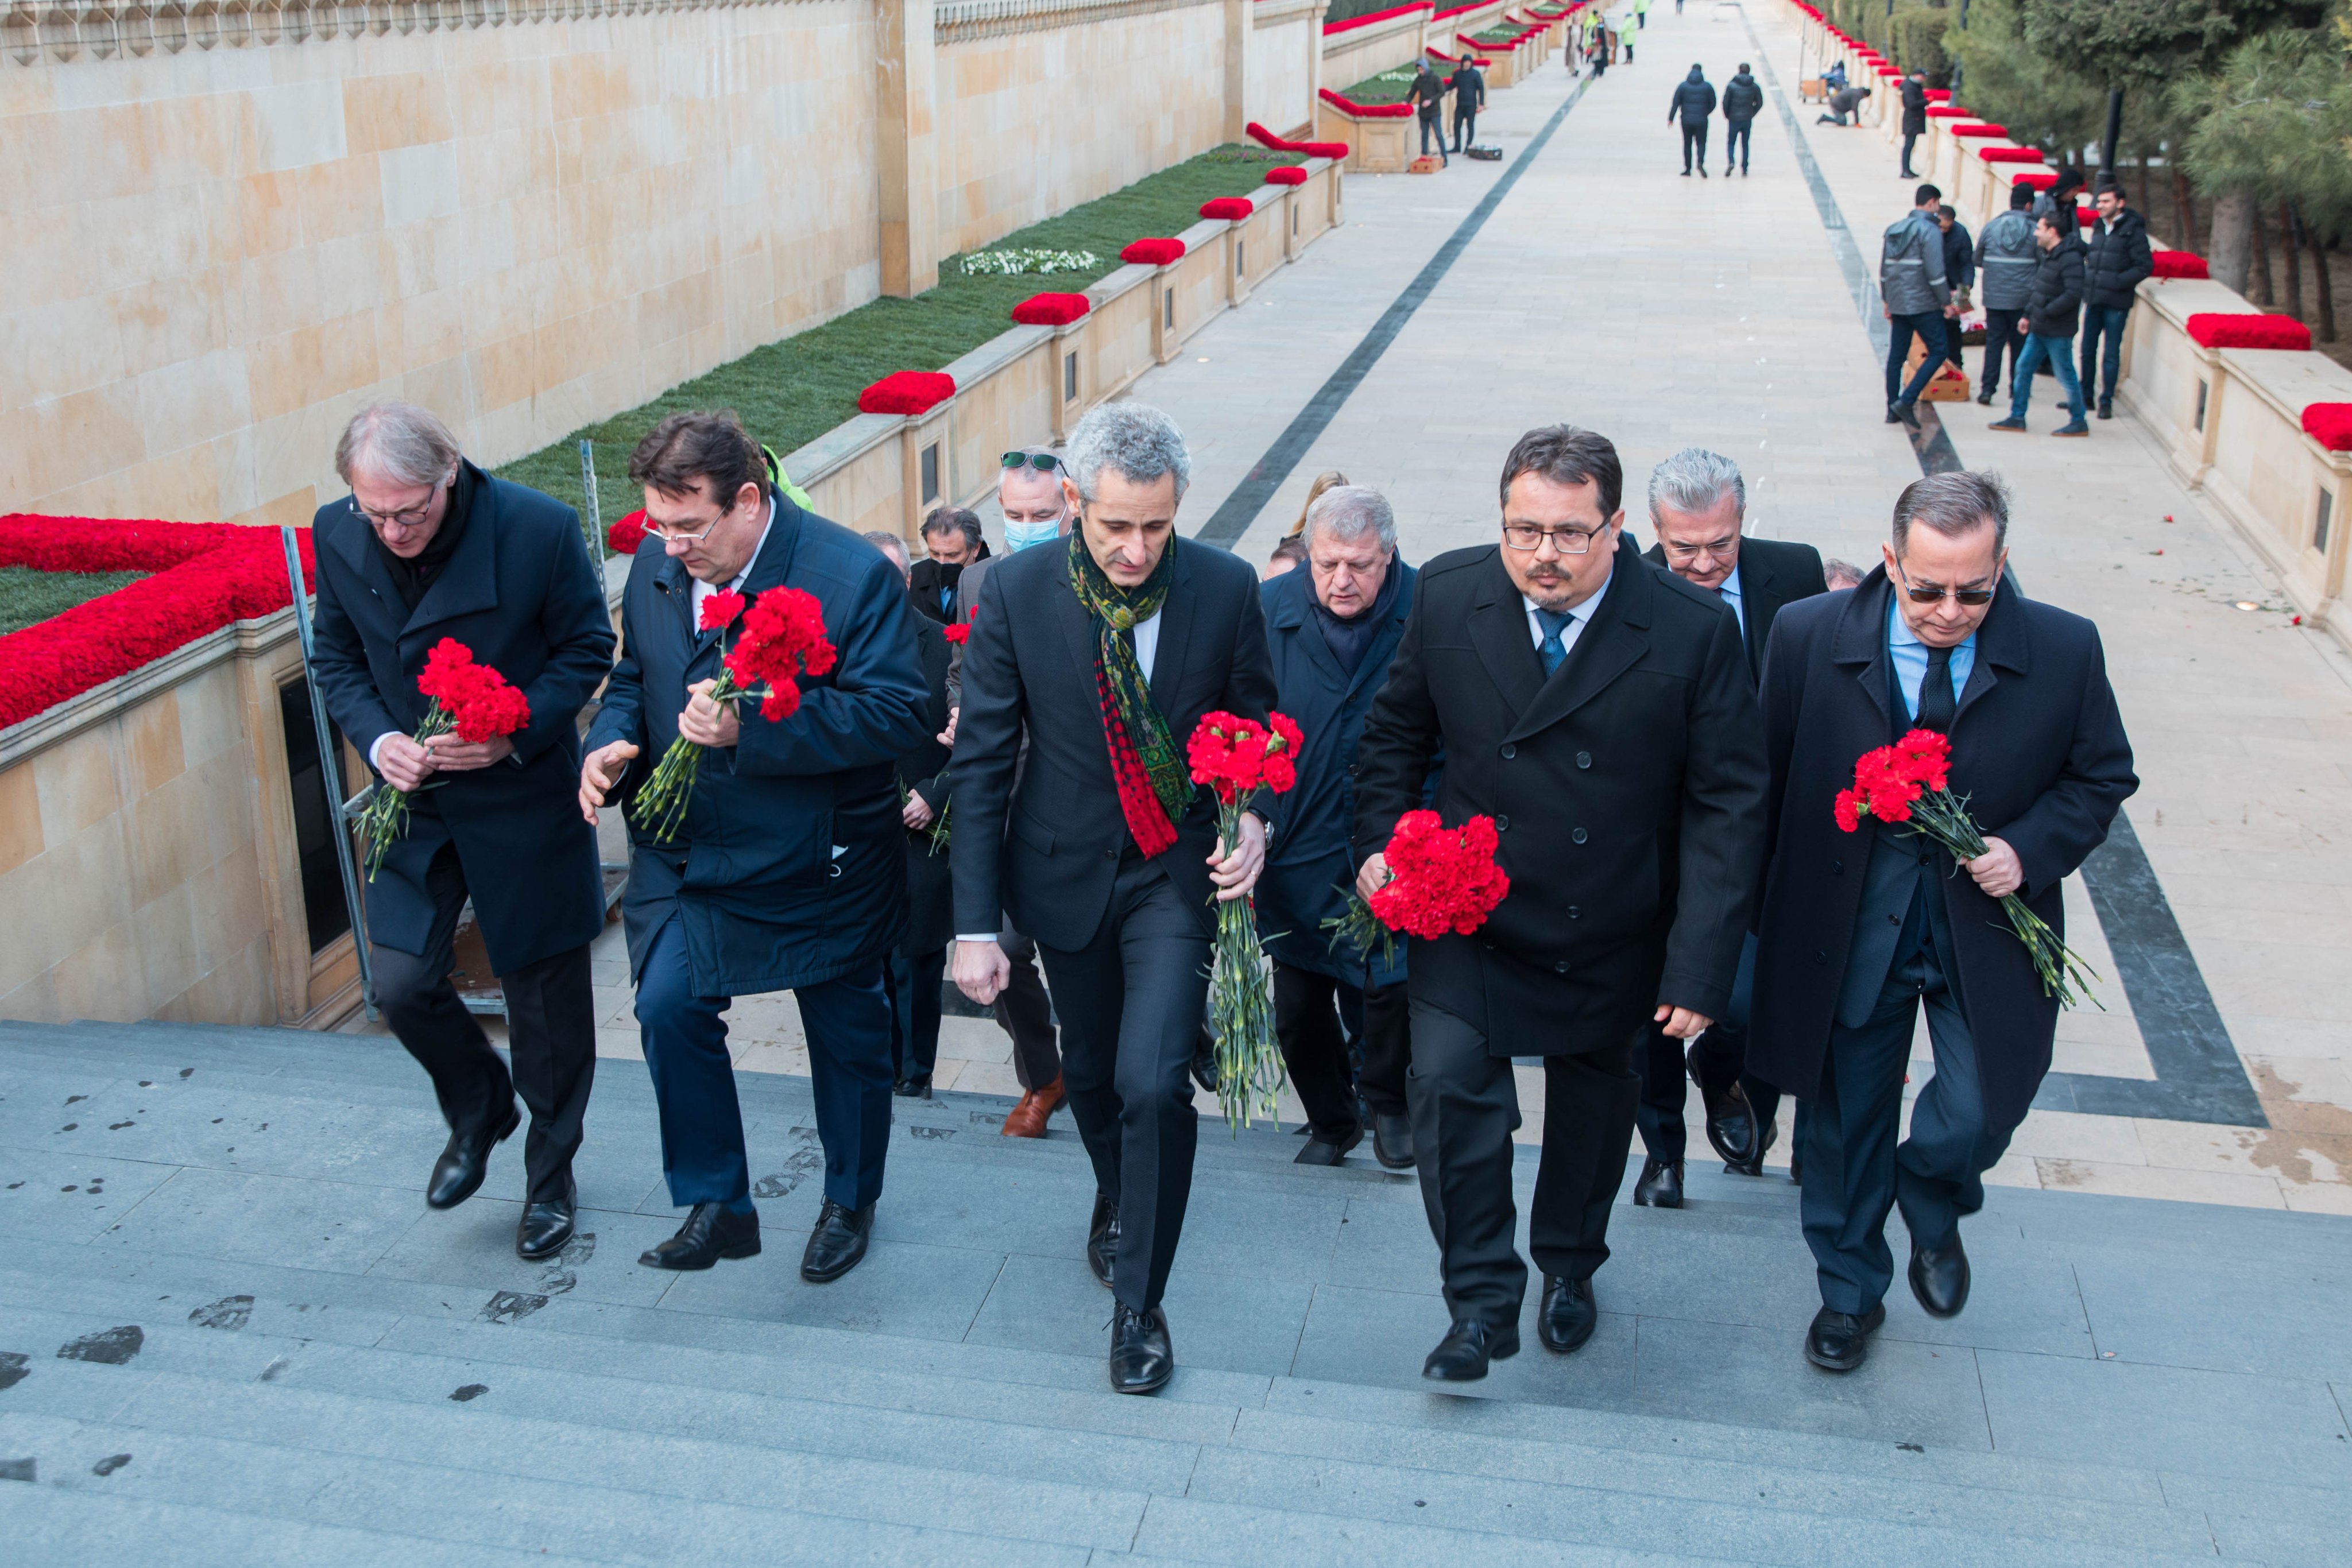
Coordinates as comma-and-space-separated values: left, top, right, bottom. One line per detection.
958, 249, 1102, 277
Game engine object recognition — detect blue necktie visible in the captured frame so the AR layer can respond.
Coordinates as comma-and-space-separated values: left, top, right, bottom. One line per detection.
1536, 609, 1574, 674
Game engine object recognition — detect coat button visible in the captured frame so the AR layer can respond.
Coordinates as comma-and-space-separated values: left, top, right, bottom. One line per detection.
1495, 815, 1510, 832
1813, 950, 1827, 965
1576, 751, 1591, 769
1553, 960, 1569, 974
1571, 827, 1588, 845
1568, 905, 1580, 919
1104, 849, 1117, 860
1831, 859, 1843, 874
1500, 744, 1517, 759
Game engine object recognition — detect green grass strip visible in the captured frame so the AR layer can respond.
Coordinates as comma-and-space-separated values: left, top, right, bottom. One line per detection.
496, 144, 1293, 531
0, 567, 146, 636
1345, 68, 1422, 105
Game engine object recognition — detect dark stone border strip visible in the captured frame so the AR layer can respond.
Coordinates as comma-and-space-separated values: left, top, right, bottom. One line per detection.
1194, 73, 1591, 545
1742, 7, 2264, 1129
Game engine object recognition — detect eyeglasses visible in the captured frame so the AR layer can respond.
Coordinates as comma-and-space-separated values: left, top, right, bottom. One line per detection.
644, 494, 744, 544
349, 472, 454, 531
1001, 451, 1062, 474
1661, 536, 1738, 561
1894, 560, 1996, 607
1502, 522, 1605, 555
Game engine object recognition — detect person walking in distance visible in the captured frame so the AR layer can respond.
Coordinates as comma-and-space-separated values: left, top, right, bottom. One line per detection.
1407, 57, 1450, 167
1352, 426, 1766, 1382
1722, 63, 1763, 176
580, 411, 931, 1285
1987, 209, 2091, 438
2079, 173, 2153, 420
1255, 486, 1422, 1172
1973, 183, 2038, 407
308, 401, 614, 1263
949, 402, 1278, 1396
1898, 69, 1929, 179
1747, 473, 2134, 1372
1449, 55, 1488, 155
1669, 64, 1717, 178
1881, 184, 1959, 429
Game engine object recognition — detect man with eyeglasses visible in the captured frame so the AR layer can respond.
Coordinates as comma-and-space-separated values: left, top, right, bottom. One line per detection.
579, 411, 931, 1286
1747, 471, 2135, 1374
1352, 425, 1766, 1383
308, 401, 615, 1261
1632, 450, 1828, 1208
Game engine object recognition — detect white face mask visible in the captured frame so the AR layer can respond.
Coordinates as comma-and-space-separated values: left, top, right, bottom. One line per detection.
1004, 518, 1062, 553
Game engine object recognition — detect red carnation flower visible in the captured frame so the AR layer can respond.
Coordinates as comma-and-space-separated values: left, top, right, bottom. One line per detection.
699, 588, 746, 633
942, 622, 970, 645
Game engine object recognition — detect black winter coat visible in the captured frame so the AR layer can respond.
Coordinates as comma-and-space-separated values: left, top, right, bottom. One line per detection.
1900, 78, 1928, 134
1942, 220, 1975, 291
1669, 71, 1718, 123
2024, 233, 2088, 337
2083, 207, 2154, 310
1641, 534, 1829, 682
898, 617, 956, 957
1353, 537, 1766, 1055
1722, 72, 1763, 123
1747, 570, 2136, 1133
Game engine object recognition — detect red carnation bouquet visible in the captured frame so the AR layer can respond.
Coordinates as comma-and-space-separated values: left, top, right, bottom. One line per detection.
1836, 729, 2100, 1007
1186, 710, 1304, 1130
630, 585, 837, 842
358, 637, 531, 881
1325, 809, 1511, 969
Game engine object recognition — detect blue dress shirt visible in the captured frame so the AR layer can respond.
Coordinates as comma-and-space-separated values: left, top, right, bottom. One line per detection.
1887, 594, 1974, 721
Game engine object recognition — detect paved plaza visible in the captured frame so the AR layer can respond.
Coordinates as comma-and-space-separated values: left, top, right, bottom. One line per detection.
10, 3, 2352, 1559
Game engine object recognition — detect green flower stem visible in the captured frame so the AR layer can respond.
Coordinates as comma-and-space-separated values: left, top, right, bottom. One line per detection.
357, 700, 454, 881
1207, 799, 1286, 1132
1901, 787, 2104, 1010
629, 668, 746, 843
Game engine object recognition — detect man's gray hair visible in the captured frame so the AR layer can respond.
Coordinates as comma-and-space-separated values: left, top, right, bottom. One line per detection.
1303, 485, 1397, 552
336, 401, 461, 489
1065, 402, 1191, 505
862, 529, 910, 571
1647, 447, 1746, 524
1892, 470, 2010, 555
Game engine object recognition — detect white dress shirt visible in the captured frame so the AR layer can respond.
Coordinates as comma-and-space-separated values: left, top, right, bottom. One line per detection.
692, 500, 773, 626
1523, 587, 1602, 660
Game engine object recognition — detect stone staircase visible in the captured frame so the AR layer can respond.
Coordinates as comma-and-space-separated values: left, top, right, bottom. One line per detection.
1, 1020, 2345, 1564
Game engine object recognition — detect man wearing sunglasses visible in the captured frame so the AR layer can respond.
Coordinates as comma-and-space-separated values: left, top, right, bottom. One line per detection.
1746, 471, 2136, 1375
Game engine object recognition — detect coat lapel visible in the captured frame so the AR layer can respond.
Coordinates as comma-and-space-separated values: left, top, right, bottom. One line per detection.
1952, 572, 2030, 728
1736, 549, 1775, 676
1832, 568, 1897, 731
401, 470, 500, 640
1270, 569, 1349, 691
1503, 536, 1649, 745
1344, 559, 1415, 703
1145, 543, 1197, 714
1468, 548, 1545, 723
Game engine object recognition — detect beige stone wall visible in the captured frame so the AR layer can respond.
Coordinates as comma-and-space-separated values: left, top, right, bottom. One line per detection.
1247, 2, 1320, 135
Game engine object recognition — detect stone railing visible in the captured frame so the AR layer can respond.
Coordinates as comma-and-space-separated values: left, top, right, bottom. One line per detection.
934, 0, 1214, 44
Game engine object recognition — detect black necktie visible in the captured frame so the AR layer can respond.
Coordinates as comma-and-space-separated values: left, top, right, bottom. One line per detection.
1917, 644, 1956, 732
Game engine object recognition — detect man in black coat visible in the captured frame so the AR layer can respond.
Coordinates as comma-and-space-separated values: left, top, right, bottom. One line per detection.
1256, 486, 1419, 1171
1722, 63, 1763, 176
310, 401, 615, 1262
1353, 425, 1767, 1383
866, 531, 956, 1099
1448, 58, 1487, 153
1748, 472, 2135, 1373
907, 508, 985, 625
1669, 65, 1718, 177
950, 402, 1277, 1396
2080, 175, 2154, 420
1898, 71, 1929, 179
1630, 450, 1828, 1209
1406, 60, 1450, 166
1989, 210, 2091, 436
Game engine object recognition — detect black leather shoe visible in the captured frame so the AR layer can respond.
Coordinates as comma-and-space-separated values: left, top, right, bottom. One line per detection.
1892, 399, 1921, 431
1422, 1317, 1519, 1381
800, 1198, 875, 1283
1086, 1193, 1119, 1288
1537, 1275, 1598, 1353
892, 1073, 933, 1099
2097, 401, 2114, 420
516, 1193, 575, 1261
1805, 1304, 1885, 1372
1687, 1045, 1758, 1167
1371, 1112, 1415, 1171
1109, 1302, 1173, 1394
425, 1101, 520, 1210
639, 1202, 761, 1269
1975, 386, 1996, 406
1190, 1028, 1220, 1094
1294, 1123, 1363, 1166
1633, 1156, 1684, 1209
1909, 1236, 1971, 1318
1726, 1112, 1780, 1178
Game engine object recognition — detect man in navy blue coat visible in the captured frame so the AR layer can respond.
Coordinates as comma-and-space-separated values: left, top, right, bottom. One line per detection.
310, 401, 615, 1262
1748, 471, 2135, 1373
1256, 485, 1419, 1171
579, 412, 930, 1286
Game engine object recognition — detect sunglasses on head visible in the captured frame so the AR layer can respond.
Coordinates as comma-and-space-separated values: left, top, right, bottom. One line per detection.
1001, 451, 1062, 473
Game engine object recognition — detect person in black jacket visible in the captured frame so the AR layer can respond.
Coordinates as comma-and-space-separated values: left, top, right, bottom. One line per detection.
1449, 59, 1487, 153
1669, 65, 1719, 177
1352, 426, 1766, 1384
2080, 176, 2154, 419
1989, 211, 2091, 436
1722, 64, 1763, 175
907, 508, 985, 625
1407, 60, 1450, 166
1898, 71, 1928, 179
311, 401, 616, 1264
1937, 206, 1975, 370
866, 532, 956, 1100
1747, 473, 2134, 1372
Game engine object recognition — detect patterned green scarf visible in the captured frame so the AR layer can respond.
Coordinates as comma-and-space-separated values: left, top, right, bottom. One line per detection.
1067, 528, 1190, 856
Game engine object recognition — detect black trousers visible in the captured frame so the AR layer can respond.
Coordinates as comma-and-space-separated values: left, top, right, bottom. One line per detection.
1452, 108, 1477, 152
1900, 130, 1921, 176
884, 946, 947, 1081
1407, 1001, 1641, 1326
1271, 963, 1411, 1138
1681, 121, 1708, 172
1725, 121, 1752, 171
1036, 857, 1212, 1311
993, 927, 1062, 1090
372, 843, 595, 1205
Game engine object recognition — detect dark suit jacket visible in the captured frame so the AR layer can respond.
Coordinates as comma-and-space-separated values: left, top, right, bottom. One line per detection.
1746, 568, 2137, 1130
310, 464, 614, 975
584, 491, 931, 994
908, 554, 978, 625
899, 617, 956, 956
950, 537, 1278, 950
1642, 534, 1828, 682
1353, 537, 1767, 1053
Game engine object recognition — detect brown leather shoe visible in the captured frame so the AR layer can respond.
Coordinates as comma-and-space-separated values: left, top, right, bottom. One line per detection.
1001, 1076, 1065, 1138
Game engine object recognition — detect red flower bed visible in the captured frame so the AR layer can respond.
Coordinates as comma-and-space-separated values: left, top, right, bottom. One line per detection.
1244, 121, 1348, 160
1925, 88, 1952, 102
1949, 123, 2007, 139
2010, 169, 2059, 190
1317, 87, 1413, 119
2150, 250, 2210, 280
1200, 196, 1256, 222
857, 370, 957, 416
1120, 237, 1187, 266
0, 515, 316, 730
1322, 0, 1431, 33
1012, 292, 1091, 327
2187, 313, 2314, 351
1979, 146, 2048, 164
1263, 166, 1309, 187
2302, 404, 2352, 451
2078, 207, 2096, 226
1925, 105, 1970, 119
608, 510, 649, 554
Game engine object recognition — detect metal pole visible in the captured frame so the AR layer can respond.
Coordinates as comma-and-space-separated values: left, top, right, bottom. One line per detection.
281, 526, 377, 1020
2101, 87, 2123, 179
578, 438, 608, 599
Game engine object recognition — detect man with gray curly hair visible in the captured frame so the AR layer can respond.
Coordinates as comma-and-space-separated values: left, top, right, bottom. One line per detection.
948, 401, 1276, 1396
